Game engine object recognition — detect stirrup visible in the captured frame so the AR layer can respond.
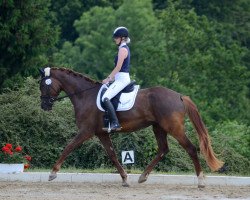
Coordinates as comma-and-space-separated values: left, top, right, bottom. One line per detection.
102, 123, 121, 133
111, 123, 121, 131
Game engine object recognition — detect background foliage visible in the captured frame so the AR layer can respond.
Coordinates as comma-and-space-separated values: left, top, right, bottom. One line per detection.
0, 0, 249, 175
0, 78, 249, 175
0, 0, 59, 90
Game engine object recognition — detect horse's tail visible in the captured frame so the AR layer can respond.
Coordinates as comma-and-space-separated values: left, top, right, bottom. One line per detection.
182, 96, 224, 171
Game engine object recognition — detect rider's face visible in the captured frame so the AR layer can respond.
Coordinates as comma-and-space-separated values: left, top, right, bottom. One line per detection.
114, 37, 121, 45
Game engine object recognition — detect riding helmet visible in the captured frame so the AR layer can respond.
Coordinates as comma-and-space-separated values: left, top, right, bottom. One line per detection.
113, 27, 129, 38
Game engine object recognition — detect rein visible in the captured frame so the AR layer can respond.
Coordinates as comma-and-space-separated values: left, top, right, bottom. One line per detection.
53, 85, 99, 102
40, 77, 99, 104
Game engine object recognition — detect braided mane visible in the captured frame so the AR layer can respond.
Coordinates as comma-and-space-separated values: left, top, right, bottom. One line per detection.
51, 67, 100, 84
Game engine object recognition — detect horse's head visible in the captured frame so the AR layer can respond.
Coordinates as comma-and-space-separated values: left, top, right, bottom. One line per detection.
39, 67, 61, 111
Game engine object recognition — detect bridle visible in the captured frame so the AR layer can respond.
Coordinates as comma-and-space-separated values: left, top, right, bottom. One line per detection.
40, 76, 98, 105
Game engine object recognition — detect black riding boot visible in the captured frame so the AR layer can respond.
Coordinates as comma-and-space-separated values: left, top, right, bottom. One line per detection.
102, 98, 121, 131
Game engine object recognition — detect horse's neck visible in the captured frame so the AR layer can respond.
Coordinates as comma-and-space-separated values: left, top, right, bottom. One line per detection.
53, 70, 96, 95
52, 70, 100, 115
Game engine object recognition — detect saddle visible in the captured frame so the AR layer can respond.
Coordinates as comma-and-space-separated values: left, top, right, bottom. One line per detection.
100, 81, 136, 110
96, 81, 140, 112
96, 81, 140, 131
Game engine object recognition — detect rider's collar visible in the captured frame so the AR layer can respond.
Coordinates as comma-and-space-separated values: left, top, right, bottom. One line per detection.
119, 42, 127, 49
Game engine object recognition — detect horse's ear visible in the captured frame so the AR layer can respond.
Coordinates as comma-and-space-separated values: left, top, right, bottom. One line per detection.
38, 68, 45, 77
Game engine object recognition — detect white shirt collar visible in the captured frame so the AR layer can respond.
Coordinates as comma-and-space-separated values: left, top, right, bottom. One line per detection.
119, 42, 127, 49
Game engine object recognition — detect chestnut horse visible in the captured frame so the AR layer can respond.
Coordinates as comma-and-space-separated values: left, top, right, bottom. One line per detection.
39, 67, 223, 188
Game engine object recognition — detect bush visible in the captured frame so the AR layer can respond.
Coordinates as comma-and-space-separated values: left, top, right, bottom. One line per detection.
209, 121, 250, 175
0, 77, 249, 175
0, 77, 77, 167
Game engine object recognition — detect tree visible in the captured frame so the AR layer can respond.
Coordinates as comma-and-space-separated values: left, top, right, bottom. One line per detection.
159, 2, 249, 124
50, 0, 85, 43
53, 0, 166, 85
50, 0, 123, 43
190, 0, 250, 46
69, 6, 116, 79
52, 0, 249, 124
115, 0, 166, 87
0, 0, 59, 91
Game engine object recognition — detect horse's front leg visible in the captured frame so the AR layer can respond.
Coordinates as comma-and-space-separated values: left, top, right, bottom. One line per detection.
97, 133, 129, 187
49, 131, 93, 181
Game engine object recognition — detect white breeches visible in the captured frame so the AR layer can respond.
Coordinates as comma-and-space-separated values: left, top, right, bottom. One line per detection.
102, 72, 130, 102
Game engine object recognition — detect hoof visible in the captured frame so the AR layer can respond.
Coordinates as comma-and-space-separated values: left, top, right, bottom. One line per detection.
198, 184, 205, 188
197, 171, 205, 188
48, 173, 57, 181
122, 182, 130, 187
218, 164, 228, 173
138, 174, 147, 183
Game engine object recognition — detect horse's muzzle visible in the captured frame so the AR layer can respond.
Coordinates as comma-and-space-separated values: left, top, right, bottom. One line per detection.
41, 103, 52, 111
41, 102, 53, 111
41, 97, 54, 111
41, 100, 53, 111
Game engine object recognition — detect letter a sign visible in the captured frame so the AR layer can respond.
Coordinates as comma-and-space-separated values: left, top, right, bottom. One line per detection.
121, 150, 134, 164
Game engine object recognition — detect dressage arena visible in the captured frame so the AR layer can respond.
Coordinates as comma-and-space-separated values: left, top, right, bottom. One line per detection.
0, 173, 249, 200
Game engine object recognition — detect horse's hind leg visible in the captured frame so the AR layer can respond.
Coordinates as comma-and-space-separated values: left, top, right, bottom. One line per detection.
170, 123, 205, 188
138, 124, 169, 183
98, 133, 129, 187
49, 131, 93, 181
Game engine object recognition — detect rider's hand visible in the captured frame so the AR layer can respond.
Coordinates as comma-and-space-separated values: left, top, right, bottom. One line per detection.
102, 77, 110, 84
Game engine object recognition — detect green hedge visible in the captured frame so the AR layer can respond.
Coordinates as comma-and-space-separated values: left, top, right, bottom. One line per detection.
0, 77, 249, 175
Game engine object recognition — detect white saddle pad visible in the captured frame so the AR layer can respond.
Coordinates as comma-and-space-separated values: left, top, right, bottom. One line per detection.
96, 84, 140, 112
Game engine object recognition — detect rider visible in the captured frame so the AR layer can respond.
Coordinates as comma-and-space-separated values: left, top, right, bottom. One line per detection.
102, 26, 131, 131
